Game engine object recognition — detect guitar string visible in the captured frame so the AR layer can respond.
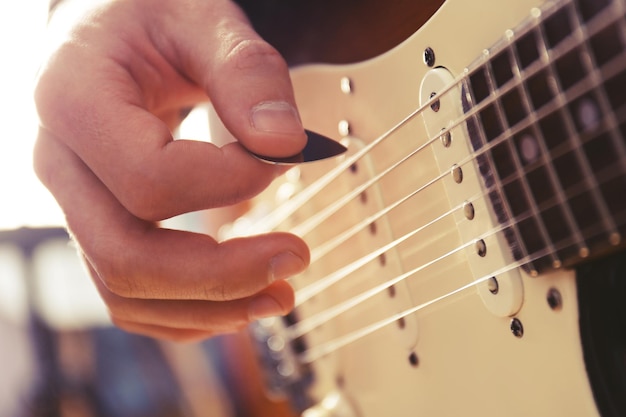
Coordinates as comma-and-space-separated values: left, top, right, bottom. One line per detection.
242, 0, 626, 357
289, 195, 481, 338
294, 185, 456, 307
293, 59, 626, 305
297, 208, 626, 364
286, 12, 626, 341
288, 157, 626, 339
244, 0, 622, 239
288, 8, 626, 245
247, 0, 626, 369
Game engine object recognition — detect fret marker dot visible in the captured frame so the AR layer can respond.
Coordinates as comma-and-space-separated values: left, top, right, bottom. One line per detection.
577, 97, 600, 131
520, 134, 540, 164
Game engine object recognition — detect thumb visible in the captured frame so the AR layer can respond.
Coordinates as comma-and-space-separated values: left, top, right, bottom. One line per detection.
158, 0, 307, 158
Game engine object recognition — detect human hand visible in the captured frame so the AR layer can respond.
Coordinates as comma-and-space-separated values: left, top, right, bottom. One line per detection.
34, 0, 310, 341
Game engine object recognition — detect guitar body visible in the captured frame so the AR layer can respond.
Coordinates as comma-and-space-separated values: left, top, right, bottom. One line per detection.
218, 0, 626, 415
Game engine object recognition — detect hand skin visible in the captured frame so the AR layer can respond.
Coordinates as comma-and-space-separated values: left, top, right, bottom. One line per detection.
33, 0, 310, 341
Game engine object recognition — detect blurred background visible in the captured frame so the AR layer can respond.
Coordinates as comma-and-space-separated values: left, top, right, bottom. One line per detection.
0, 3, 247, 417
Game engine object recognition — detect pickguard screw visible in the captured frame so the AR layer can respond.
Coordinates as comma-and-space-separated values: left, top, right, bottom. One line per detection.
340, 77, 352, 94
510, 318, 524, 338
424, 47, 436, 67
487, 277, 499, 294
547, 288, 562, 311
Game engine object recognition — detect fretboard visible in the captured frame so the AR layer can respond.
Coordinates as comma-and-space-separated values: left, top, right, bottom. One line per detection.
463, 0, 626, 274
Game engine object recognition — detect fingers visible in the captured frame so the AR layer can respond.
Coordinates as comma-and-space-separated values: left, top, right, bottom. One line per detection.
92, 264, 295, 342
155, 0, 308, 158
34, 129, 308, 302
35, 0, 306, 221
34, 130, 304, 339
32, 0, 311, 341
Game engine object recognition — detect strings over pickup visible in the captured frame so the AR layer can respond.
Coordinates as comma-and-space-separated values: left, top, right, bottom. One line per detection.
463, 0, 626, 274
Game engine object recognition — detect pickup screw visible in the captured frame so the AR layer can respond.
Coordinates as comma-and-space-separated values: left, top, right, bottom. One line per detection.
487, 277, 499, 294
463, 201, 475, 220
476, 239, 487, 257
440, 128, 451, 147
430, 92, 440, 112
424, 47, 436, 67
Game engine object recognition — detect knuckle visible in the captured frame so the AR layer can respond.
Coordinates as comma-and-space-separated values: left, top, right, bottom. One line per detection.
224, 38, 285, 73
119, 185, 165, 221
91, 255, 146, 301
34, 46, 87, 133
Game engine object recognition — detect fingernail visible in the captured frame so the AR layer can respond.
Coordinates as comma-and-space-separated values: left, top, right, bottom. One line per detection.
251, 101, 303, 135
248, 295, 284, 321
270, 251, 306, 281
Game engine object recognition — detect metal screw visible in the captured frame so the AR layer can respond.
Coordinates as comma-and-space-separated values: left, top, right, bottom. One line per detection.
440, 128, 451, 147
338, 120, 350, 136
397, 317, 406, 329
510, 318, 524, 338
340, 77, 352, 94
451, 165, 463, 183
424, 47, 436, 67
409, 352, 419, 367
487, 277, 499, 294
430, 92, 441, 112
476, 239, 487, 257
463, 201, 475, 220
547, 288, 562, 311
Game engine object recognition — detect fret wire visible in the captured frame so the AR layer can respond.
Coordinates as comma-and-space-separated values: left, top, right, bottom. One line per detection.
485, 32, 561, 271
300, 28, 626, 273
539, 3, 618, 252
291, 2, 620, 240
255, 0, 625, 266
531, 5, 588, 255
511, 31, 580, 268
466, 50, 537, 273
579, 1, 626, 170
295, 70, 626, 314
528, 2, 587, 257
574, 0, 626, 244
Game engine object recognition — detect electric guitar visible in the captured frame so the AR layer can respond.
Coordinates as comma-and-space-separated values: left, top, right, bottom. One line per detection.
217, 0, 626, 415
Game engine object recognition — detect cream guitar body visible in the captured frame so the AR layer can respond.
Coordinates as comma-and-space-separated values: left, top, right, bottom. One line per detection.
222, 0, 626, 415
